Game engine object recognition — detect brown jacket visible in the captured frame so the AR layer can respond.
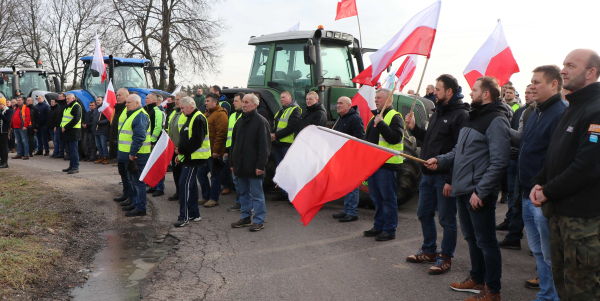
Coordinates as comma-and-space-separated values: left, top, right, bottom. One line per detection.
205, 105, 228, 156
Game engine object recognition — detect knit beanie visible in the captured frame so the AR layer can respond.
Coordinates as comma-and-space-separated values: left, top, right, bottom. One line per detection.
0, 97, 6, 106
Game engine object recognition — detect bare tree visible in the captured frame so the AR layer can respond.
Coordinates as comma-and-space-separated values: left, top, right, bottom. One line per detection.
14, 0, 47, 68
0, 0, 19, 66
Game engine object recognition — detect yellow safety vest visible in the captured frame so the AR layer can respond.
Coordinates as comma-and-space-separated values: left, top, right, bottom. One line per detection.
167, 110, 187, 133
226, 111, 242, 148
274, 106, 301, 143
510, 103, 520, 112
60, 102, 82, 128
118, 109, 151, 154
150, 105, 164, 143
178, 111, 211, 162
371, 109, 404, 164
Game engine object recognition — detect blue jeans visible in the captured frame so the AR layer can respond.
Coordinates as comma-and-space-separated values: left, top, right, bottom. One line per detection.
127, 161, 147, 211
417, 174, 458, 257
198, 157, 222, 202
155, 177, 165, 191
456, 193, 502, 294
238, 177, 266, 224
367, 168, 398, 236
94, 135, 108, 157
36, 125, 49, 152
118, 161, 134, 199
232, 174, 241, 205
343, 187, 360, 217
179, 166, 200, 221
522, 197, 559, 301
273, 146, 290, 197
14, 128, 28, 156
52, 129, 63, 156
66, 141, 79, 169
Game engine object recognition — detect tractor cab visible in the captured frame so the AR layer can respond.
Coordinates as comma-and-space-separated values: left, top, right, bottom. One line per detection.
0, 67, 61, 101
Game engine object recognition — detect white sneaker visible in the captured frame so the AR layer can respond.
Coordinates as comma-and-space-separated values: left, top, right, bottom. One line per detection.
190, 216, 202, 222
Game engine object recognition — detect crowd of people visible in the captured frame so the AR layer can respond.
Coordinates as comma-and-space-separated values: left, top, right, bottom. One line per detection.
1, 48, 599, 301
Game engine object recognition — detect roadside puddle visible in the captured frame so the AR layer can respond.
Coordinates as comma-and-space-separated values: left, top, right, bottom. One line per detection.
72, 228, 177, 300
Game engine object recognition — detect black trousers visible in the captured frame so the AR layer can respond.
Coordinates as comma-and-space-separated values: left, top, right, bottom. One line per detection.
83, 132, 97, 159
0, 133, 8, 164
172, 154, 182, 195
27, 127, 35, 154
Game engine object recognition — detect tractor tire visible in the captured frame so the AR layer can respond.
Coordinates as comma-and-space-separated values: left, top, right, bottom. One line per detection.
358, 135, 423, 208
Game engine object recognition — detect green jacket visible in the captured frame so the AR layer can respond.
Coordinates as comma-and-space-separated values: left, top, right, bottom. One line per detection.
193, 94, 206, 110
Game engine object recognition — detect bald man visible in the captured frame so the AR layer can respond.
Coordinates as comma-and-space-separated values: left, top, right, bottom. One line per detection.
109, 88, 129, 159
531, 49, 600, 300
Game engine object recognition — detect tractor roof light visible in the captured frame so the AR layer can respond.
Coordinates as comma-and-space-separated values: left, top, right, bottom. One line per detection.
334, 32, 341, 38
342, 33, 347, 40
326, 31, 333, 38
318, 25, 324, 30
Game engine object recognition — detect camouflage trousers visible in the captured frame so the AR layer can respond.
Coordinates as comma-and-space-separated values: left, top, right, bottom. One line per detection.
549, 214, 600, 300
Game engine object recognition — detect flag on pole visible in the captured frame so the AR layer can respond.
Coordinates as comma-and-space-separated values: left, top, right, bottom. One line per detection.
140, 130, 175, 187
463, 20, 519, 89
352, 1, 441, 86
91, 30, 107, 83
170, 84, 182, 96
335, 0, 358, 21
98, 79, 117, 120
379, 67, 399, 90
160, 98, 169, 109
274, 126, 396, 226
395, 55, 419, 92
286, 22, 300, 32
351, 85, 376, 130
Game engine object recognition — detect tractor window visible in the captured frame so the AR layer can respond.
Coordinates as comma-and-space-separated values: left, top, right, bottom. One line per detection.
248, 44, 270, 86
320, 44, 354, 87
83, 66, 106, 98
272, 43, 312, 107
19, 72, 50, 97
113, 65, 148, 90
0, 74, 12, 99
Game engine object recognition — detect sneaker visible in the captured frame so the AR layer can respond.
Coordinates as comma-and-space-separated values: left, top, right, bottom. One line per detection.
428, 254, 452, 275
495, 219, 509, 231
525, 277, 540, 289
375, 232, 396, 241
174, 220, 188, 227
406, 248, 437, 263
221, 188, 230, 195
204, 200, 219, 207
332, 212, 347, 219
228, 203, 241, 211
465, 285, 501, 301
0, 163, 8, 168
450, 276, 485, 294
363, 228, 382, 237
249, 223, 265, 232
231, 217, 252, 228
67, 168, 79, 174
498, 238, 521, 250
190, 216, 202, 222
199, 199, 209, 205
62, 167, 72, 172
168, 194, 179, 201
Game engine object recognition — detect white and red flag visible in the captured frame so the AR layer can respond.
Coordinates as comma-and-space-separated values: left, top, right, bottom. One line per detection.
335, 0, 358, 21
352, 1, 440, 86
140, 130, 175, 187
98, 79, 117, 120
273, 126, 397, 226
463, 20, 519, 89
91, 30, 107, 83
395, 55, 419, 92
351, 85, 376, 129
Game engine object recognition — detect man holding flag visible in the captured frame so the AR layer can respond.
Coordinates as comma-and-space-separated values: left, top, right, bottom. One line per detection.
144, 93, 167, 197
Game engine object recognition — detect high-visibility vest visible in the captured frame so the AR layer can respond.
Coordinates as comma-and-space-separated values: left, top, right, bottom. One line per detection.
510, 103, 520, 112
167, 110, 187, 133
118, 109, 151, 154
274, 106, 301, 143
60, 102, 82, 128
371, 109, 404, 164
150, 105, 165, 142
178, 111, 211, 162
226, 111, 242, 148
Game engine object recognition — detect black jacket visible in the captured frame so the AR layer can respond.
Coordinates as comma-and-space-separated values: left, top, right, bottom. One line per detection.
27, 104, 39, 129
273, 102, 301, 147
0, 106, 12, 133
178, 109, 207, 167
83, 109, 94, 133
47, 104, 62, 129
257, 100, 274, 127
332, 106, 365, 139
61, 101, 82, 142
532, 82, 600, 218
412, 91, 469, 183
365, 107, 404, 170
110, 102, 127, 143
92, 108, 110, 136
425, 93, 437, 104
230, 109, 271, 178
297, 102, 327, 135
35, 102, 50, 127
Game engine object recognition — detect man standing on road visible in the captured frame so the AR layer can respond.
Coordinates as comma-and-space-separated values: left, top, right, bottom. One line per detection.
61, 94, 82, 174
10, 97, 30, 160
173, 97, 208, 227
35, 95, 50, 156
426, 77, 510, 300
404, 74, 469, 275
223, 92, 244, 210
198, 93, 228, 208
109, 88, 129, 159
0, 97, 12, 168
82, 101, 98, 162
271, 91, 301, 202
209, 85, 231, 115
119, 94, 151, 217
92, 97, 110, 164
26, 97, 39, 157
424, 84, 437, 104
331, 96, 365, 222
144, 93, 166, 197
166, 92, 187, 201
48, 99, 63, 158
531, 49, 600, 300
230, 94, 270, 232
193, 88, 206, 113
363, 89, 405, 242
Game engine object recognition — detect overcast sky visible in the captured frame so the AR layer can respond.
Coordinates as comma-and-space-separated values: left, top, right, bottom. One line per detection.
180, 0, 599, 100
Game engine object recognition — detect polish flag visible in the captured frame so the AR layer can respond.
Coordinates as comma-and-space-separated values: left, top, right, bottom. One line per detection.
98, 79, 117, 120
396, 55, 419, 92
286, 22, 300, 32
140, 130, 175, 187
274, 126, 397, 225
91, 30, 107, 83
352, 1, 440, 86
463, 20, 519, 89
335, 0, 358, 21
170, 84, 182, 96
351, 85, 376, 129
160, 98, 168, 109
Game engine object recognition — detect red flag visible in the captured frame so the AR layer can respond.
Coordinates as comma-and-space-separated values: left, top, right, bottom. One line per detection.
463, 20, 519, 89
351, 85, 376, 129
395, 55, 419, 92
140, 131, 175, 187
98, 80, 116, 120
335, 0, 358, 21
273, 126, 395, 226
352, 1, 440, 86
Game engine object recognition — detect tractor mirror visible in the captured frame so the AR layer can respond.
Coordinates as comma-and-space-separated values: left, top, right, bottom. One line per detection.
304, 45, 316, 65
90, 69, 100, 77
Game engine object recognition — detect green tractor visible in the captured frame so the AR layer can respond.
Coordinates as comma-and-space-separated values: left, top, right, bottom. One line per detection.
222, 27, 434, 207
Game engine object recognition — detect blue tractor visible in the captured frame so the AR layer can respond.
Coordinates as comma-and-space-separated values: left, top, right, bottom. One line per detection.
67, 55, 171, 110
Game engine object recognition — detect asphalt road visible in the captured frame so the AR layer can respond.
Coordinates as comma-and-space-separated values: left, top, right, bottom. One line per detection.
8, 154, 538, 301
